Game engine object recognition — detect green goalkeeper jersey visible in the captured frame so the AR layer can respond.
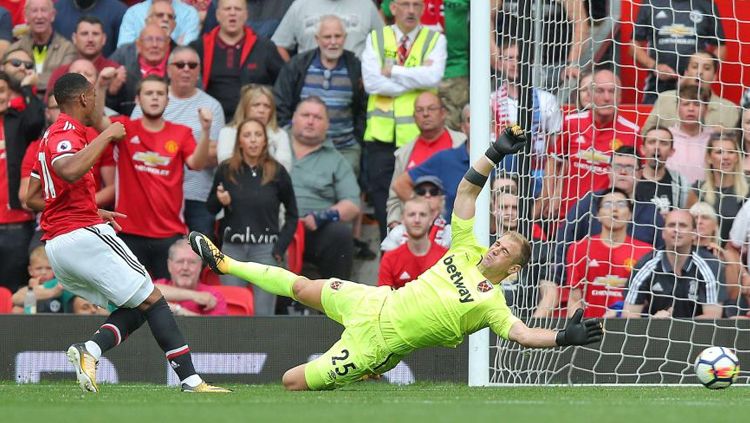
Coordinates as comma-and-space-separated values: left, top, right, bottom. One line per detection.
379, 213, 521, 353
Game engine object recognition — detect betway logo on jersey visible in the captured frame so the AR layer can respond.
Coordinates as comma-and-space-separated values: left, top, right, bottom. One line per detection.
442, 255, 474, 303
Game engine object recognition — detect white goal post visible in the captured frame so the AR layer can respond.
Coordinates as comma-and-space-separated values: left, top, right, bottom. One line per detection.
469, 0, 750, 386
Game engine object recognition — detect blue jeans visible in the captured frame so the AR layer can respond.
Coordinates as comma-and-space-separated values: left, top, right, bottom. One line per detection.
184, 200, 216, 238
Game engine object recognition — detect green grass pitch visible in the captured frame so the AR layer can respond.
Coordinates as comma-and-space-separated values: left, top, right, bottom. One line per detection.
1, 382, 747, 423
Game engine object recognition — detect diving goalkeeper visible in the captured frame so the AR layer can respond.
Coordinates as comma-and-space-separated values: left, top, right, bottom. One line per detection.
189, 125, 603, 391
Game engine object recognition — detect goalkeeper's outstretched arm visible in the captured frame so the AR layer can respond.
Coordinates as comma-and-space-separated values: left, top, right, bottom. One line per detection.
508, 309, 603, 348
453, 126, 527, 220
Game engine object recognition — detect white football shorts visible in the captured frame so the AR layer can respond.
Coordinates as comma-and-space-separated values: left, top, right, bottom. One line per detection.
45, 223, 154, 308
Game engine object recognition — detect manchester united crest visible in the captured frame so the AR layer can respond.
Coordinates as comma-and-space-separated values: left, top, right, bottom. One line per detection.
477, 280, 493, 293
330, 280, 343, 291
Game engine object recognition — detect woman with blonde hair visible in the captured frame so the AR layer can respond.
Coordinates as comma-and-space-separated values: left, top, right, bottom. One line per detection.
686, 131, 749, 244
207, 118, 298, 315
217, 84, 292, 169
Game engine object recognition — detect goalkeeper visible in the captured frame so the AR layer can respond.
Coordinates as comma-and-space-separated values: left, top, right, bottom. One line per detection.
189, 125, 604, 391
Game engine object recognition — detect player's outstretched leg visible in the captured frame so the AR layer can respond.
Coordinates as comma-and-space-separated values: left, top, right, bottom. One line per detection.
189, 231, 312, 304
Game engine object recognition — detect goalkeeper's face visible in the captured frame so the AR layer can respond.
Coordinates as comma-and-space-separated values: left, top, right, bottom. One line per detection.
481, 235, 523, 278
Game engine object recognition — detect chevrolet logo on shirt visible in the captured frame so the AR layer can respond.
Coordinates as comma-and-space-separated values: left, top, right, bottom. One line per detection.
133, 151, 171, 166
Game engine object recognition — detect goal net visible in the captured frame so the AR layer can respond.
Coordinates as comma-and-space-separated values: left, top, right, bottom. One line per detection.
474, 0, 750, 385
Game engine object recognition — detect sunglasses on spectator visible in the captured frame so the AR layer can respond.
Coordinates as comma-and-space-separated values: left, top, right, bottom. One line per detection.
172, 61, 199, 70
5, 59, 34, 70
415, 186, 442, 196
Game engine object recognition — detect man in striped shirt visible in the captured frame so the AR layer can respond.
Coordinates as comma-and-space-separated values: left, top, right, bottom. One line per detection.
623, 209, 723, 319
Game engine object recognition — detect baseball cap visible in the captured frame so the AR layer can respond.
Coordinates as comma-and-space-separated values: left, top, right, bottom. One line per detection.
414, 175, 444, 192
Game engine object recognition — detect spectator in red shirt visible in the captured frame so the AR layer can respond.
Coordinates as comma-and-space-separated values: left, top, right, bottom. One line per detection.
155, 239, 228, 316
378, 197, 447, 289
0, 69, 44, 293
386, 92, 466, 228
538, 67, 639, 222
107, 23, 171, 115
103, 75, 213, 279
566, 188, 653, 318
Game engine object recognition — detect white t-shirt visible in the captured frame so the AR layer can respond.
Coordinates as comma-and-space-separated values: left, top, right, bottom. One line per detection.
271, 0, 384, 57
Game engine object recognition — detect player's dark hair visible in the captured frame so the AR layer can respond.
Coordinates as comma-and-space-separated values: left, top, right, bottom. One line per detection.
75, 15, 105, 33
53, 73, 91, 108
136, 74, 168, 95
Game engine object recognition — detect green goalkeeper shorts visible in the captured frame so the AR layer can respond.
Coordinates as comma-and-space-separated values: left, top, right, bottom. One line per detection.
304, 279, 403, 390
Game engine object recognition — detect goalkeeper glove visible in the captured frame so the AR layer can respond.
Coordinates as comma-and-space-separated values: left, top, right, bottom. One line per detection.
555, 308, 604, 346
485, 125, 527, 164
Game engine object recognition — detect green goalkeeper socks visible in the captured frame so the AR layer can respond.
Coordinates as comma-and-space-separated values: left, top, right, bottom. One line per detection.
227, 260, 299, 300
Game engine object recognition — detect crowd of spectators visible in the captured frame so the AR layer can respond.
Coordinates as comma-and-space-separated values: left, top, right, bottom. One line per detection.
2, 0, 750, 321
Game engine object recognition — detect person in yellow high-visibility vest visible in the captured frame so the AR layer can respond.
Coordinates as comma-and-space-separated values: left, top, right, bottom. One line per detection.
361, 0, 446, 241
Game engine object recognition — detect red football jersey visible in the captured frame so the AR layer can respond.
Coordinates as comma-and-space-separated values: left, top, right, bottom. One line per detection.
550, 110, 639, 219
1, 121, 33, 224
406, 129, 453, 170
566, 235, 652, 318
378, 241, 448, 289
33, 114, 103, 239
25, 131, 113, 192
113, 117, 196, 238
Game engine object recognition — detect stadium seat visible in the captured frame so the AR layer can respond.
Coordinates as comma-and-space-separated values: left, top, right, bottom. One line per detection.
211, 285, 254, 316
200, 266, 221, 286
287, 221, 306, 275
0, 286, 12, 313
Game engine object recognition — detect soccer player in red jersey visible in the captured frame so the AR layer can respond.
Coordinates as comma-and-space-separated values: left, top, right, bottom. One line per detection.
25, 71, 228, 394
107, 74, 213, 279
538, 68, 640, 221
566, 189, 653, 318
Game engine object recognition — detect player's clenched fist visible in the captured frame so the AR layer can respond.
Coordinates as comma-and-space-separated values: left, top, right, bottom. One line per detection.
198, 108, 212, 130
97, 67, 117, 87
104, 122, 126, 141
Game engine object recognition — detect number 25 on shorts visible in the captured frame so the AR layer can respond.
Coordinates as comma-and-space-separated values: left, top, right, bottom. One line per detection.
331, 349, 357, 376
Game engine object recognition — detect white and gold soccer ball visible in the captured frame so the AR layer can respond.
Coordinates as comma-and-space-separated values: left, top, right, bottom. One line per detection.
694, 346, 740, 389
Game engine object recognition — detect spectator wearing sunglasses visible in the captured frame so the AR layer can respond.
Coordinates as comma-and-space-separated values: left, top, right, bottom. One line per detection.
131, 46, 225, 237
273, 15, 365, 178
381, 175, 450, 252
386, 92, 465, 229
8, 0, 76, 94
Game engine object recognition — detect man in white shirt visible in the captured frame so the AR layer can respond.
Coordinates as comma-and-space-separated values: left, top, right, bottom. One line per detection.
360, 0, 446, 240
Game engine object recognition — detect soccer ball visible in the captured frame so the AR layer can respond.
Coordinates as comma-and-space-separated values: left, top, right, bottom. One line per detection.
694, 346, 740, 389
